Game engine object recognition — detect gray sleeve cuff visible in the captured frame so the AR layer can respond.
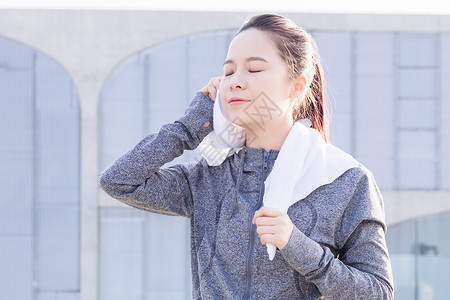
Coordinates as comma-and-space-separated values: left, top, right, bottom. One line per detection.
176, 91, 214, 143
279, 226, 326, 276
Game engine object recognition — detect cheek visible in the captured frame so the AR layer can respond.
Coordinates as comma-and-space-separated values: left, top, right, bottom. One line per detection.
220, 90, 227, 108
220, 92, 232, 120
251, 74, 282, 93
219, 76, 230, 89
220, 93, 227, 112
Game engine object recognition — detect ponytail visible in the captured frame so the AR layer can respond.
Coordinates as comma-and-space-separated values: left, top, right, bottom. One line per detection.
293, 62, 329, 142
306, 62, 328, 142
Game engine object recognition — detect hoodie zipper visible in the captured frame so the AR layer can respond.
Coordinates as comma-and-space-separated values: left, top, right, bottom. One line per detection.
243, 150, 269, 300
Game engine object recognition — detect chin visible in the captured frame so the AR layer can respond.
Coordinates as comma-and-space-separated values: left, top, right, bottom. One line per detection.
230, 114, 253, 130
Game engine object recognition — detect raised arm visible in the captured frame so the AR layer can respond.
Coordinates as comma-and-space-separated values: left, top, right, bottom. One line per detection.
98, 91, 214, 217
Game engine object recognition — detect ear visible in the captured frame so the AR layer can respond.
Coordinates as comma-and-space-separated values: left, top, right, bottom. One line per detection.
289, 75, 308, 100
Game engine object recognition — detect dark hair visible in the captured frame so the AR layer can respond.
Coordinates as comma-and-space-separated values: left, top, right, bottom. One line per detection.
236, 13, 329, 142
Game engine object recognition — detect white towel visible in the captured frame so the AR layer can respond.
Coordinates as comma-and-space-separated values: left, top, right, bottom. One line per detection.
198, 89, 359, 260
262, 119, 359, 259
198, 89, 246, 166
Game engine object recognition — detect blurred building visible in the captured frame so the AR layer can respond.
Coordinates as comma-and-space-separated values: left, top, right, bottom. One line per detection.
0, 8, 449, 300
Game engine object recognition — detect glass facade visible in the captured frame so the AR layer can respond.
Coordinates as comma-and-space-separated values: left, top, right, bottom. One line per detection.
386, 213, 450, 299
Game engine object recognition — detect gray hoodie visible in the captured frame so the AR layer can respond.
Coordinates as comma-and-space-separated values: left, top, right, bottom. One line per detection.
98, 91, 394, 300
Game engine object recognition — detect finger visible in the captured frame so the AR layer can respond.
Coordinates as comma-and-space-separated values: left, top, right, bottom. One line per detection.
253, 206, 283, 223
212, 77, 220, 87
256, 225, 278, 236
252, 211, 261, 224
208, 86, 216, 101
260, 233, 279, 246
255, 216, 277, 226
253, 209, 266, 224
260, 206, 285, 217
253, 207, 269, 222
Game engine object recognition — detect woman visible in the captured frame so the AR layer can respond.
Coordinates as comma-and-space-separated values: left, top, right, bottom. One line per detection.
99, 13, 394, 299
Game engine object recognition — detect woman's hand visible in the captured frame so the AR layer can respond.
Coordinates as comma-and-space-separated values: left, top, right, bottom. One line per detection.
200, 76, 222, 128
200, 76, 222, 102
252, 206, 294, 250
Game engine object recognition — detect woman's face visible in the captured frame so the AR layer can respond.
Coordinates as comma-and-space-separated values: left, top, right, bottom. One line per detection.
220, 28, 297, 131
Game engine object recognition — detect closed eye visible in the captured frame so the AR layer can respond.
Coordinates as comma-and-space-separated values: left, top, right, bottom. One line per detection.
225, 70, 261, 76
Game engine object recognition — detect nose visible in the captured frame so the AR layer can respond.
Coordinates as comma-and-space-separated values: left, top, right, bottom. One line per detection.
229, 70, 246, 90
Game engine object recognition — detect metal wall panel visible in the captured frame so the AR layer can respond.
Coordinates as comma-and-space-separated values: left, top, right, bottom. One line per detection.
145, 213, 191, 299
187, 30, 230, 100
34, 52, 80, 291
0, 36, 35, 299
0, 236, 34, 299
398, 99, 437, 130
440, 34, 450, 190
37, 292, 80, 300
35, 109, 80, 204
143, 38, 192, 168
0, 37, 35, 237
99, 209, 145, 300
99, 55, 145, 170
396, 33, 438, 189
398, 33, 437, 67
147, 38, 188, 126
313, 32, 353, 154
398, 131, 436, 189
399, 69, 437, 99
99, 209, 192, 300
35, 53, 79, 110
35, 205, 80, 290
354, 33, 395, 189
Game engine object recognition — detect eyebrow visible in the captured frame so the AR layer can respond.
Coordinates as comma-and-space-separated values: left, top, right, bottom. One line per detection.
223, 56, 269, 66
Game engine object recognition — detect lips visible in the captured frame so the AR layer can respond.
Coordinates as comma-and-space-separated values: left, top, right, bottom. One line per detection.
228, 97, 251, 104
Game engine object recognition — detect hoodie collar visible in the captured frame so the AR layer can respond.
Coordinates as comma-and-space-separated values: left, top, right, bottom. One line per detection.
237, 144, 280, 172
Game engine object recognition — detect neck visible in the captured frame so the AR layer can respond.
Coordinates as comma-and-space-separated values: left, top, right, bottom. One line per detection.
245, 118, 294, 152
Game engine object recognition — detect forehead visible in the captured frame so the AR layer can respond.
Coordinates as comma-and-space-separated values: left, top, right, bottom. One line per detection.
226, 28, 280, 61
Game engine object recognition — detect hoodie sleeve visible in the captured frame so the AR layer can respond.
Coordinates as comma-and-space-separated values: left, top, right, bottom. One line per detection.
279, 169, 394, 300
98, 91, 214, 218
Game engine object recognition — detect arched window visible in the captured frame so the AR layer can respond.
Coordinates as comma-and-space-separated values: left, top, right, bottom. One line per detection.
0, 36, 80, 299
